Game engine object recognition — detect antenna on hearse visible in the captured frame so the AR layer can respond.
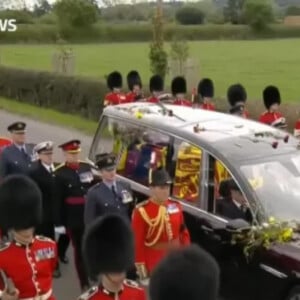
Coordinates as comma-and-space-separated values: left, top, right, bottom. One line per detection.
154, 102, 186, 122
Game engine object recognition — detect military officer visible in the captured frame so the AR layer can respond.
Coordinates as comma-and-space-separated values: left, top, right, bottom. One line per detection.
171, 76, 192, 107
259, 85, 286, 129
149, 245, 220, 300
131, 168, 191, 284
126, 70, 144, 102
84, 153, 133, 227
147, 75, 172, 103
54, 139, 96, 292
0, 122, 34, 178
78, 214, 146, 300
0, 175, 57, 300
227, 84, 249, 118
103, 71, 128, 107
195, 78, 215, 110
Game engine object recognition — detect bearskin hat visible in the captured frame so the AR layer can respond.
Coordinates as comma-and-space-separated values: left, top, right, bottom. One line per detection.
0, 175, 42, 231
263, 85, 281, 109
171, 76, 187, 95
227, 84, 247, 107
83, 214, 134, 279
149, 244, 220, 300
107, 71, 122, 90
150, 75, 164, 92
127, 70, 142, 91
198, 78, 214, 98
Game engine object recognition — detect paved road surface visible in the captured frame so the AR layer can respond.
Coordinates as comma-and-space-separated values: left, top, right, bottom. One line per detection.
0, 110, 94, 300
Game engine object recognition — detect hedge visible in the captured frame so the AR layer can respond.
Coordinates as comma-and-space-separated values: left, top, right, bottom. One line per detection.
0, 66, 298, 132
1, 23, 300, 43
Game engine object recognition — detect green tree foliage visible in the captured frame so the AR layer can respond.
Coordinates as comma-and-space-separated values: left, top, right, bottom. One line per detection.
0, 9, 34, 24
175, 6, 205, 25
224, 0, 246, 24
244, 0, 274, 32
54, 0, 98, 28
170, 35, 189, 75
149, 5, 168, 79
286, 6, 300, 16
33, 0, 52, 17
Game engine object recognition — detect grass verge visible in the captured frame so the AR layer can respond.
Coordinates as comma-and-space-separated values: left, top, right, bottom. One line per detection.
0, 97, 98, 135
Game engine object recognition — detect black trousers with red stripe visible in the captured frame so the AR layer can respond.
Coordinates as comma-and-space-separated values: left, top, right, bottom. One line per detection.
68, 227, 89, 289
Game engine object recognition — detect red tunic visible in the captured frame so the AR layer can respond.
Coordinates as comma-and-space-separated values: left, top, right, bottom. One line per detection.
78, 280, 146, 300
132, 199, 190, 276
259, 111, 284, 126
294, 120, 300, 137
0, 236, 57, 300
146, 96, 159, 103
103, 92, 129, 107
172, 99, 192, 107
194, 103, 215, 111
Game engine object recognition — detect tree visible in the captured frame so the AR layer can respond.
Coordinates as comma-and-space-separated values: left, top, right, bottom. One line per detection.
149, 2, 168, 79
224, 0, 246, 24
175, 6, 205, 25
244, 0, 274, 32
54, 0, 98, 28
33, 0, 52, 17
170, 35, 189, 75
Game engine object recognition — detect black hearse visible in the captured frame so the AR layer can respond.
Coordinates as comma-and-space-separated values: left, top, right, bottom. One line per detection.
89, 102, 300, 300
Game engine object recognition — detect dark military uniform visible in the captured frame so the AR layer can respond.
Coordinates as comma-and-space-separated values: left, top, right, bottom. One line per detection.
84, 153, 133, 227
0, 122, 35, 178
54, 140, 96, 290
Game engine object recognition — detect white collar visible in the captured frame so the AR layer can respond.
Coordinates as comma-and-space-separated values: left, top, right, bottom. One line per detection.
42, 162, 54, 172
233, 199, 242, 209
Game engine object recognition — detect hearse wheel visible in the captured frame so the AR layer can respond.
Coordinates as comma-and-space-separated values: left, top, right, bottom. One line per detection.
285, 286, 300, 300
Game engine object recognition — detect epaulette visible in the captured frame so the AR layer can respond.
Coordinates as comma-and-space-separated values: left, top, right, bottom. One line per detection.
135, 200, 149, 208
35, 235, 55, 243
54, 162, 65, 171
124, 279, 142, 290
0, 241, 10, 252
77, 286, 98, 300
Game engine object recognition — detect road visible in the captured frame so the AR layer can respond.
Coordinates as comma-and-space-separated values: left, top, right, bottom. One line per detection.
0, 110, 94, 300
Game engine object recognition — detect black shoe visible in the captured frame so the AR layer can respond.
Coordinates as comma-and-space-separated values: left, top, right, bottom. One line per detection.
53, 268, 61, 278
59, 256, 69, 264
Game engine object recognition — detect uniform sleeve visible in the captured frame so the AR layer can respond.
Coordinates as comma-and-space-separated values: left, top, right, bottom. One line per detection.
131, 208, 148, 279
178, 204, 191, 246
84, 189, 100, 227
0, 151, 8, 179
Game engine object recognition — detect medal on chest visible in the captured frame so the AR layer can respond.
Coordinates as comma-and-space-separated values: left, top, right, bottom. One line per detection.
35, 247, 55, 261
121, 190, 133, 204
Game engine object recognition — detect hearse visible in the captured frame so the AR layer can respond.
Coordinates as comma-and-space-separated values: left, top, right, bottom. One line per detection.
89, 102, 300, 300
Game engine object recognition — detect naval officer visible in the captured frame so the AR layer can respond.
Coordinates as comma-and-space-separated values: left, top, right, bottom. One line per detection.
0, 122, 34, 178
84, 153, 134, 227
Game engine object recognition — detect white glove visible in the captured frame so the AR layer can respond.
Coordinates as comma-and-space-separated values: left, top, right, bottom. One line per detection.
139, 278, 150, 287
55, 226, 66, 234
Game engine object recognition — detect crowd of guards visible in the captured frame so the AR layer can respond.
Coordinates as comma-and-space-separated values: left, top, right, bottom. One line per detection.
105, 70, 295, 132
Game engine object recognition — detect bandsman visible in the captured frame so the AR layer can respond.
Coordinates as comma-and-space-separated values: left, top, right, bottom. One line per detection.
171, 76, 192, 107
0, 122, 34, 178
126, 70, 144, 102
103, 71, 127, 107
149, 245, 220, 300
131, 168, 190, 284
227, 84, 249, 118
147, 75, 172, 103
259, 85, 287, 129
195, 78, 215, 110
0, 175, 57, 300
78, 214, 146, 300
54, 139, 96, 292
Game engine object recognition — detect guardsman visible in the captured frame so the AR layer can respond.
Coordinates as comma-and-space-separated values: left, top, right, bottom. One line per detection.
131, 168, 190, 284
171, 76, 192, 107
0, 138, 12, 156
294, 119, 300, 138
195, 78, 215, 110
103, 71, 128, 107
84, 153, 133, 226
259, 85, 286, 129
227, 84, 249, 118
0, 175, 57, 300
149, 245, 220, 300
78, 214, 146, 300
0, 122, 34, 178
147, 75, 172, 103
54, 139, 96, 292
29, 141, 61, 278
126, 70, 144, 102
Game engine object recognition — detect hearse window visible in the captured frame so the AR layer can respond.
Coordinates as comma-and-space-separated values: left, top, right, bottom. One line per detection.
171, 139, 202, 206
107, 118, 172, 186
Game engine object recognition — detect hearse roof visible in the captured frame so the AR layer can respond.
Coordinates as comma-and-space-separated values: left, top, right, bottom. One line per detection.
103, 103, 300, 163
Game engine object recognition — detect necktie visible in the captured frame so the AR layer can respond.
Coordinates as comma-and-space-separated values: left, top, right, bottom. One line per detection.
111, 185, 117, 198
21, 147, 28, 159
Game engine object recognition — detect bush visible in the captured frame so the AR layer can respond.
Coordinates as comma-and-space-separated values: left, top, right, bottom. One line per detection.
37, 13, 57, 25
0, 10, 35, 24
0, 66, 107, 121
175, 7, 205, 25
54, 0, 98, 28
244, 0, 274, 32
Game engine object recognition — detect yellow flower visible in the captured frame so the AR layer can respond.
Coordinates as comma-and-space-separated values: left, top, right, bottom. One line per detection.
269, 217, 276, 224
282, 228, 293, 241
135, 111, 143, 119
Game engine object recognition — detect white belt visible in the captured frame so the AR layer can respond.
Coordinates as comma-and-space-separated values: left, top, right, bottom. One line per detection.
20, 289, 52, 300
